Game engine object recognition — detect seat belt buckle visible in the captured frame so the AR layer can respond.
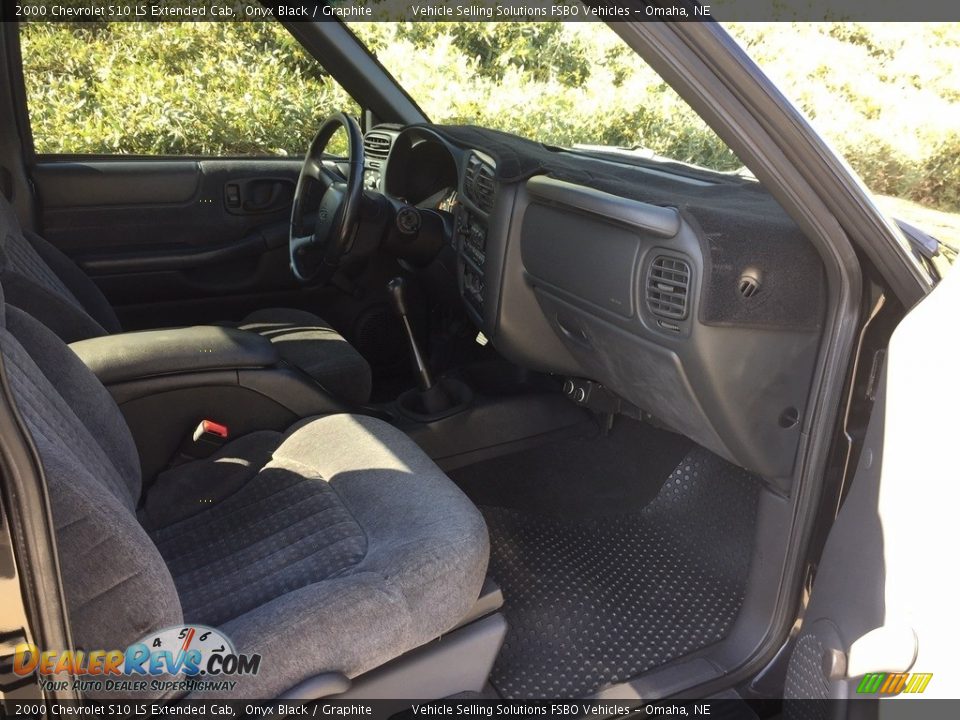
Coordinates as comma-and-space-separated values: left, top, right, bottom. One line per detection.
169, 419, 230, 465
193, 419, 230, 443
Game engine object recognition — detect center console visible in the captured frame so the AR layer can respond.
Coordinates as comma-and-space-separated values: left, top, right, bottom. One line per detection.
453, 151, 497, 325
455, 206, 488, 320
70, 326, 349, 481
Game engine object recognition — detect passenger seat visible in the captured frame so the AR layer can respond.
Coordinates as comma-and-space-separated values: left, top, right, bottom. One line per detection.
0, 282, 489, 698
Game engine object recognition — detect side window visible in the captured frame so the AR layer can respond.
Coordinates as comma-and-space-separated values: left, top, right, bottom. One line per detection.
19, 21, 359, 157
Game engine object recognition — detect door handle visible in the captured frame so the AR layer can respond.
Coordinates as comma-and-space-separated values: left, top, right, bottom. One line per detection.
243, 181, 285, 212
224, 178, 294, 215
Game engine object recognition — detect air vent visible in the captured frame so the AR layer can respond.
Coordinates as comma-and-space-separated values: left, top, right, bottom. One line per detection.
738, 271, 761, 298
646, 255, 691, 321
464, 155, 496, 213
363, 132, 392, 169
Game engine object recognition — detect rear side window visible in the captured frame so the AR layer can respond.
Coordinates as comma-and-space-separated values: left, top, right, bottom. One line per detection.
19, 21, 358, 157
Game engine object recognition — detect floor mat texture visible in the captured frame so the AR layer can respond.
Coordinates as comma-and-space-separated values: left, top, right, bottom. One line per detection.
451, 418, 692, 520
476, 445, 761, 698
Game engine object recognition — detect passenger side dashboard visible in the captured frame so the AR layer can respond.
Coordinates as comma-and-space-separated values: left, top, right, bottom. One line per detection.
368, 124, 825, 488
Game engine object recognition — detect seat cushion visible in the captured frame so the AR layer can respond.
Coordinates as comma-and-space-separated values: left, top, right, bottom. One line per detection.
239, 308, 372, 405
141, 414, 490, 698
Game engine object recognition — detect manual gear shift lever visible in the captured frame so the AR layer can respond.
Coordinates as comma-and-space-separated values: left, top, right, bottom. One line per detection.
387, 276, 434, 391
387, 277, 473, 422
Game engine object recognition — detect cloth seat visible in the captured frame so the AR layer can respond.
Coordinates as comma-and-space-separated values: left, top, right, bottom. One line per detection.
0, 294, 489, 698
0, 197, 372, 404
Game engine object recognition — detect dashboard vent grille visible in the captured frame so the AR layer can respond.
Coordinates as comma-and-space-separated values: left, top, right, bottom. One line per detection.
646, 256, 691, 321
363, 132, 392, 168
465, 155, 496, 213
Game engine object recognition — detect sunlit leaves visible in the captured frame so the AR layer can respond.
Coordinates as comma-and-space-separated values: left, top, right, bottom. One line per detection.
21, 21, 358, 156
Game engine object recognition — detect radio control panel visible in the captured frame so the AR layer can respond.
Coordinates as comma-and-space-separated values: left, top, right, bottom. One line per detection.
455, 206, 487, 318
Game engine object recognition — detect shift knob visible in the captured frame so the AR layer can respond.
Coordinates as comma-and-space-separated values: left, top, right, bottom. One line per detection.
387, 276, 410, 318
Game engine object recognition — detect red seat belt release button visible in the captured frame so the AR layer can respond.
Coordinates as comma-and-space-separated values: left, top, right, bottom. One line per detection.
193, 419, 229, 442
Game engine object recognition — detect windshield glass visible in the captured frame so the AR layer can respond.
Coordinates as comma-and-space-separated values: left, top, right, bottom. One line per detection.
723, 22, 960, 256
350, 18, 958, 269
348, 21, 744, 172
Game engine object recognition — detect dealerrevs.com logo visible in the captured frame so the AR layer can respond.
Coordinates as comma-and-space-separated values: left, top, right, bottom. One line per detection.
13, 625, 261, 694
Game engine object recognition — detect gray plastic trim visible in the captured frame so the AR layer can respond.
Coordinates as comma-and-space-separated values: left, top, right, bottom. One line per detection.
279, 672, 351, 701
331, 613, 507, 700
452, 578, 504, 630
527, 175, 681, 239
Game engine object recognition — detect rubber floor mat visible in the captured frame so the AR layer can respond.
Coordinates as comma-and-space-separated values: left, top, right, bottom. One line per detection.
481, 446, 761, 698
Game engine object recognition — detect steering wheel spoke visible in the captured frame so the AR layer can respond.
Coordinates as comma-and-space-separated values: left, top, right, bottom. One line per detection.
318, 162, 342, 187
289, 113, 365, 284
304, 159, 342, 189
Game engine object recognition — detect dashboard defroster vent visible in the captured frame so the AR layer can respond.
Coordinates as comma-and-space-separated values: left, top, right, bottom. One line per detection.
646, 255, 691, 321
464, 155, 497, 213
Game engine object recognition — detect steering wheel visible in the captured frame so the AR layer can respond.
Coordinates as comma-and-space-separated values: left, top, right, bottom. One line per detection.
289, 113, 364, 283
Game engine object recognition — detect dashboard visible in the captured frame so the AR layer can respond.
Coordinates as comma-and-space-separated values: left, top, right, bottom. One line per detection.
363, 124, 827, 489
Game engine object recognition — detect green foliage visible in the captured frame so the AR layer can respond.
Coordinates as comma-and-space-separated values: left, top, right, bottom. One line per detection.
18, 19, 960, 211
20, 21, 357, 156
349, 22, 742, 171
724, 22, 960, 211
353, 21, 960, 211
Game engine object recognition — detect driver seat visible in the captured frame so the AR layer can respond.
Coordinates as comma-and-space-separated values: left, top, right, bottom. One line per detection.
0, 197, 372, 404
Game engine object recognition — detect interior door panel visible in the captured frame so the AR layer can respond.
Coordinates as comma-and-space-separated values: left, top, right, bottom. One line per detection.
29, 158, 324, 328
34, 159, 302, 250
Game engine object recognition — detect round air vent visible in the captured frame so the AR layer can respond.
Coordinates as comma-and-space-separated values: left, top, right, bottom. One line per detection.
738, 270, 762, 298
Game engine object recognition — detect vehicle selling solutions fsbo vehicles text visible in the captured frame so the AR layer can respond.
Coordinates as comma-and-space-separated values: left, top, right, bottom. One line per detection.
409, 4, 628, 18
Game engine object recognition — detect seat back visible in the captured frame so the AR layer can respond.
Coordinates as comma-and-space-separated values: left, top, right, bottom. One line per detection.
0, 288, 181, 652
0, 196, 122, 342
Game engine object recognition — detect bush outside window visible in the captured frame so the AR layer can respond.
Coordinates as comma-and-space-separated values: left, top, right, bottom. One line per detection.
20, 21, 358, 157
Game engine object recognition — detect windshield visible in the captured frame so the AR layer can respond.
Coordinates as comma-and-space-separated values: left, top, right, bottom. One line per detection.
348, 22, 744, 172
723, 22, 960, 259
350, 19, 958, 271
